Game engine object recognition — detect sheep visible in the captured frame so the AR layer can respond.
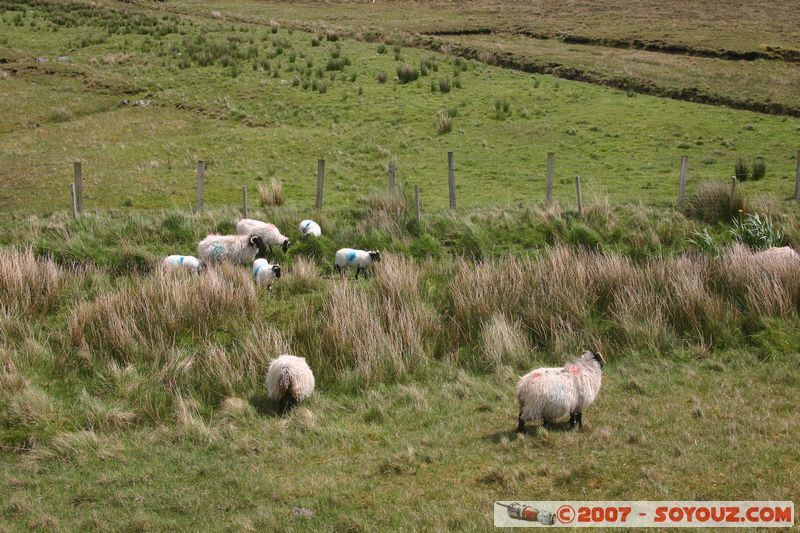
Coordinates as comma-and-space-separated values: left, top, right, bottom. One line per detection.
266, 354, 315, 411
236, 219, 291, 256
753, 246, 800, 262
163, 255, 205, 273
334, 248, 381, 279
298, 219, 322, 238
197, 234, 266, 265
253, 258, 282, 289
516, 350, 605, 433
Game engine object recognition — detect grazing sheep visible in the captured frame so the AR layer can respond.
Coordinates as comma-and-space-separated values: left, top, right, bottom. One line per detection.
163, 255, 205, 273
516, 350, 605, 433
236, 219, 291, 255
298, 219, 322, 238
334, 248, 381, 279
253, 258, 282, 289
753, 246, 800, 262
266, 355, 315, 411
197, 234, 266, 265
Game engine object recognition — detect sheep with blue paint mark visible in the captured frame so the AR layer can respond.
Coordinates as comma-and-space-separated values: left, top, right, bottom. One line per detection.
236, 219, 291, 256
252, 258, 282, 289
163, 255, 205, 273
197, 234, 266, 265
516, 350, 605, 433
266, 354, 315, 411
334, 248, 381, 279
298, 219, 321, 238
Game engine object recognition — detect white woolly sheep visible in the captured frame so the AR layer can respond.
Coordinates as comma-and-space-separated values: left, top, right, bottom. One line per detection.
334, 248, 381, 279
236, 218, 291, 255
163, 255, 205, 273
197, 234, 266, 265
266, 354, 315, 411
516, 350, 605, 433
753, 246, 800, 262
253, 258, 282, 289
298, 219, 322, 238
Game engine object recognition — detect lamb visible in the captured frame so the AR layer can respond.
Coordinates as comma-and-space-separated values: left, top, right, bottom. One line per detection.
236, 219, 291, 255
266, 354, 315, 411
516, 350, 605, 433
252, 258, 282, 289
334, 248, 381, 279
163, 255, 205, 273
298, 219, 321, 238
197, 234, 266, 265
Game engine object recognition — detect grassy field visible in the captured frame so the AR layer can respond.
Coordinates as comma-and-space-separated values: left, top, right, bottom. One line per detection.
1, 0, 800, 215
2, 197, 800, 530
145, 0, 800, 113
2, 0, 800, 530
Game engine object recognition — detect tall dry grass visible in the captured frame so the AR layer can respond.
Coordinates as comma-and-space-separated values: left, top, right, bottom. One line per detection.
0, 248, 67, 315
303, 255, 438, 383
259, 178, 285, 207
445, 246, 800, 359
68, 264, 256, 362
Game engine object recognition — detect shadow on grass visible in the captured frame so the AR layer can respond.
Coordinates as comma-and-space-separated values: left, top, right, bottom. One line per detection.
249, 392, 298, 417
484, 421, 577, 442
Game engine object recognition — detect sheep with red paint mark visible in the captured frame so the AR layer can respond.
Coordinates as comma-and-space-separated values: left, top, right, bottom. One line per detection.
516, 350, 605, 433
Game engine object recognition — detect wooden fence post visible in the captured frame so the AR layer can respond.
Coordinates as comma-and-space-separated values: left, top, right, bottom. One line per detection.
70, 183, 78, 219
730, 176, 737, 199
414, 185, 421, 223
73, 161, 83, 213
242, 186, 248, 218
316, 159, 325, 209
195, 160, 205, 213
546, 152, 554, 205
448, 151, 456, 209
677, 155, 688, 207
794, 150, 800, 201
388, 163, 396, 193
575, 175, 583, 215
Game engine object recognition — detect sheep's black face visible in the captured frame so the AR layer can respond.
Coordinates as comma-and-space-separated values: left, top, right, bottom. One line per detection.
197, 261, 207, 274
250, 235, 267, 255
282, 239, 291, 252
368, 251, 381, 263
272, 264, 282, 278
592, 351, 605, 369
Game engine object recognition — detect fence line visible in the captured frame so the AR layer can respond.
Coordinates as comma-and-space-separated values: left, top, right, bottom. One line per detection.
62, 151, 799, 219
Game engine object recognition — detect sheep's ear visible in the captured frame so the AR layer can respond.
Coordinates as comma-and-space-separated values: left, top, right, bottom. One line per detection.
593, 351, 605, 368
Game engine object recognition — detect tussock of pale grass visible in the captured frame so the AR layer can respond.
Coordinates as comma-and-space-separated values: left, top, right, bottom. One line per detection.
686, 180, 745, 224
446, 245, 800, 357
68, 264, 256, 361
259, 178, 285, 207
356, 191, 410, 238
480, 313, 530, 371
173, 394, 218, 443
0, 248, 66, 315
78, 391, 137, 431
28, 430, 120, 462
373, 253, 422, 304
283, 256, 322, 294
8, 385, 67, 430
314, 280, 438, 383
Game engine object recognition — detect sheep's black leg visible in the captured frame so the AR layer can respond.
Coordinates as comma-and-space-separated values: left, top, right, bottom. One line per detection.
355, 267, 361, 279
569, 412, 579, 429
517, 414, 526, 434
335, 264, 342, 276
577, 411, 582, 427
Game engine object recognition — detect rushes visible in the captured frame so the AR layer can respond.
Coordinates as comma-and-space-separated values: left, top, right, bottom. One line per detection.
0, 248, 67, 315
259, 178, 285, 207
435, 109, 453, 134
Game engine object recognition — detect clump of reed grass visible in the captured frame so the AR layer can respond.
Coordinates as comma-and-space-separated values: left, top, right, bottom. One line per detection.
0, 248, 68, 315
259, 178, 284, 206
685, 180, 745, 224
435, 109, 453, 134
